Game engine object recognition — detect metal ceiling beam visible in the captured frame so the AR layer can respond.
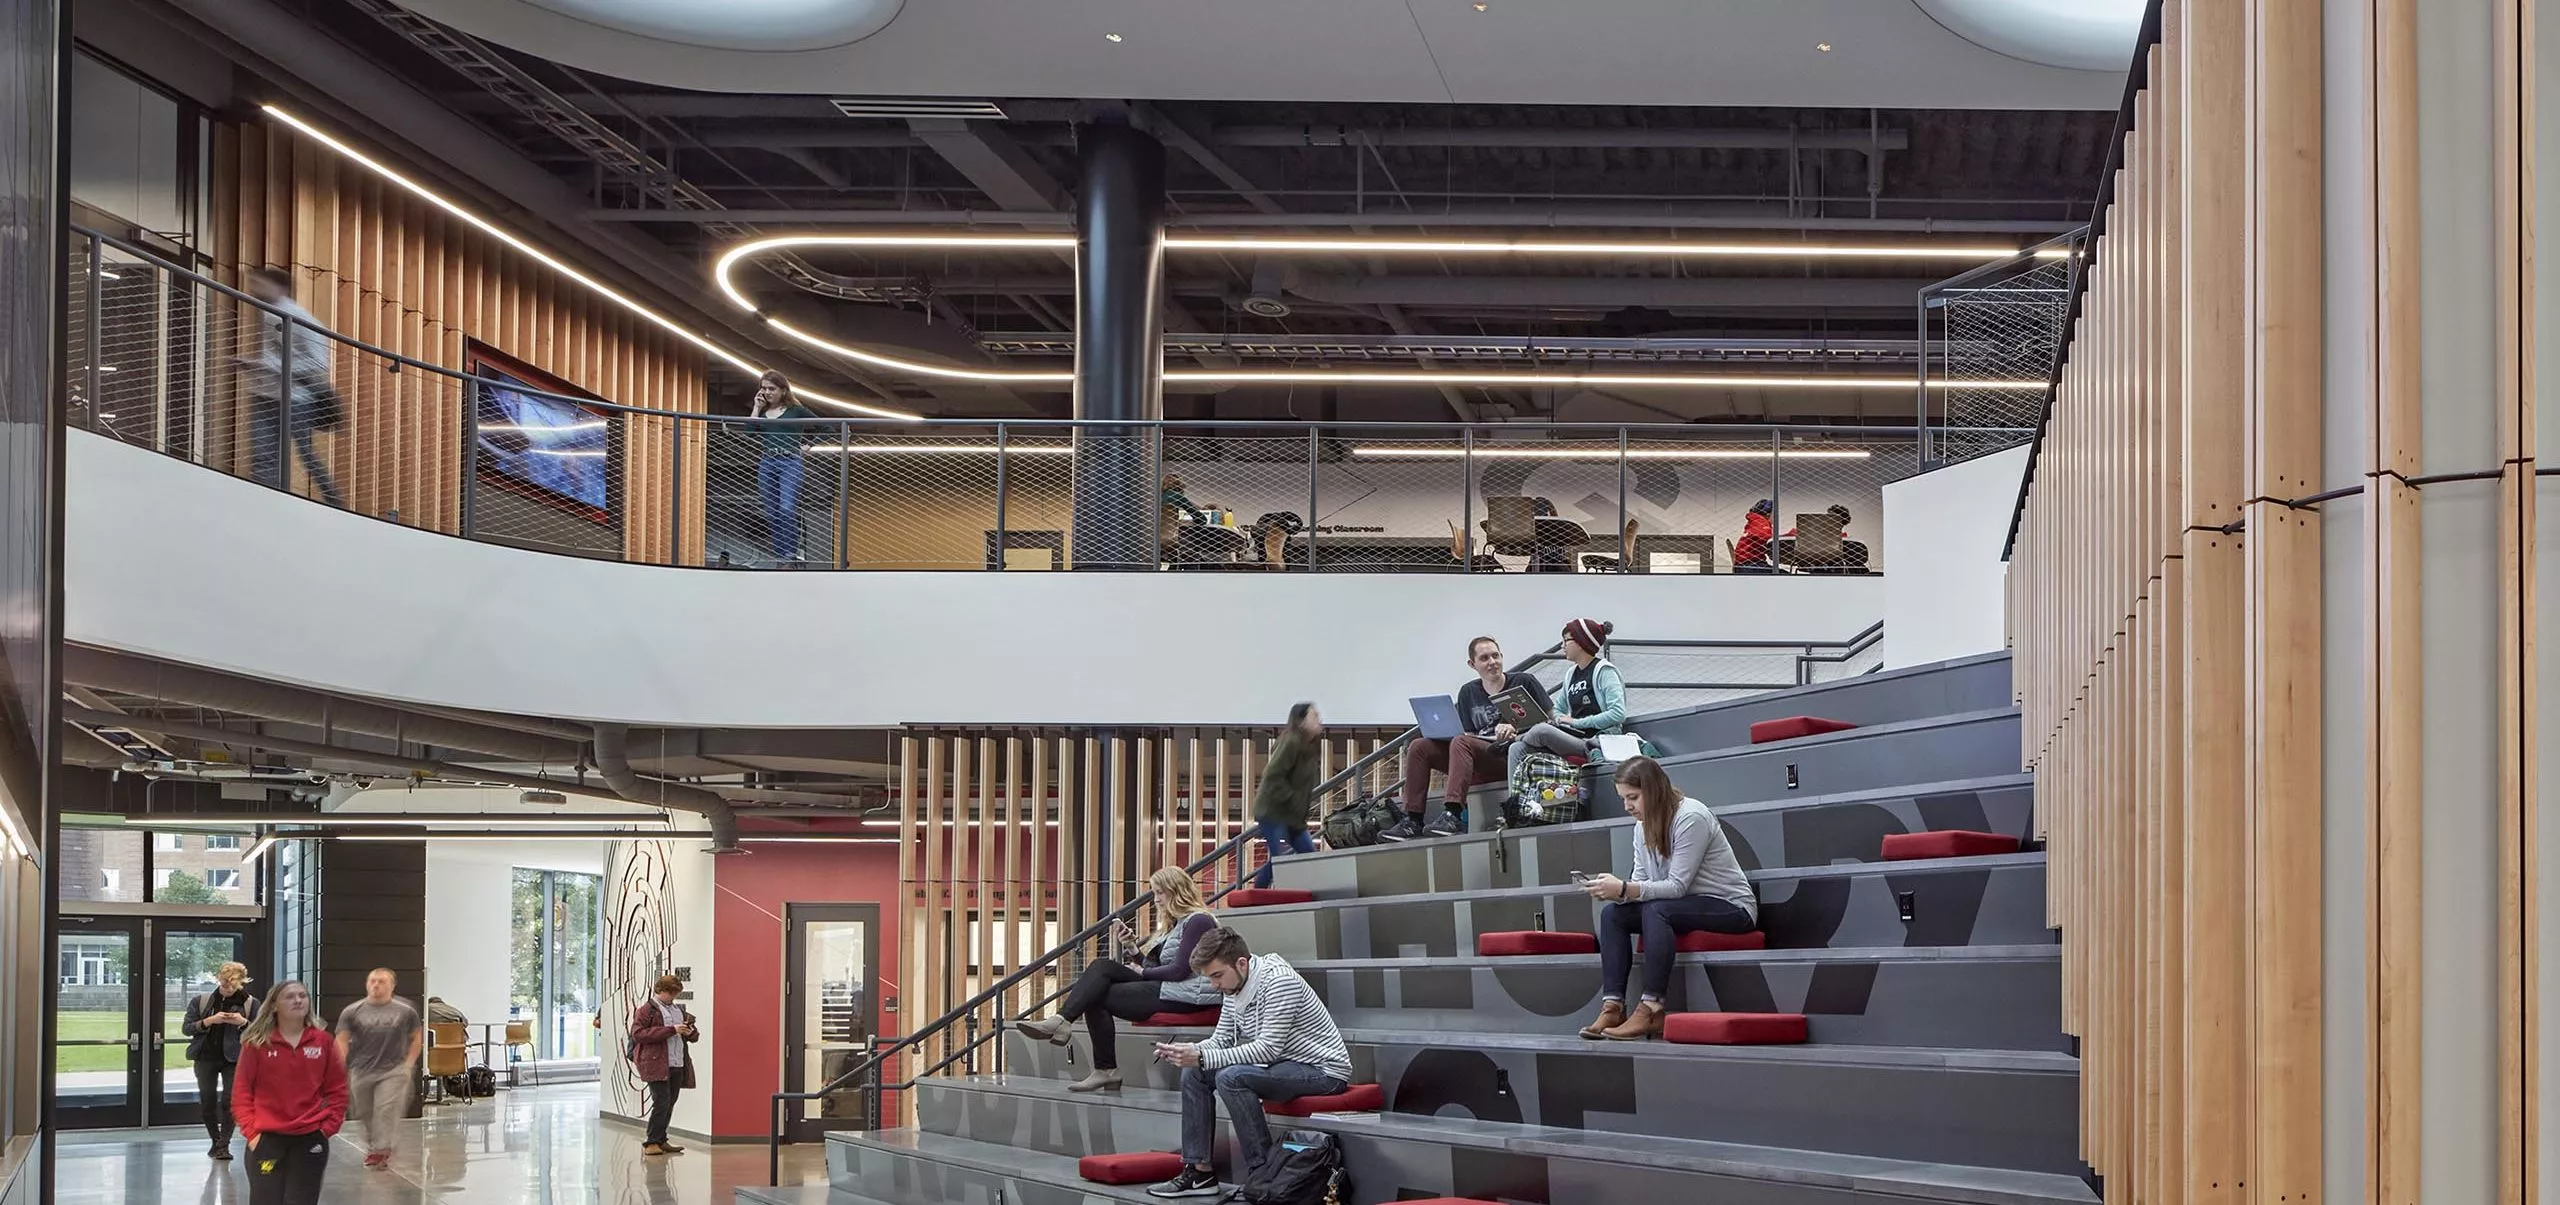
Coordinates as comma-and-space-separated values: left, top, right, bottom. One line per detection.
1281, 274, 1932, 309
579, 206, 2075, 234
1209, 126, 1911, 150
1132, 102, 1286, 216
907, 118, 1067, 211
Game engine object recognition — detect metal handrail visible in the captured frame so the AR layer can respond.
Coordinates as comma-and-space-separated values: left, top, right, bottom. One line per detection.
760, 642, 1571, 1183
756, 627, 1887, 1181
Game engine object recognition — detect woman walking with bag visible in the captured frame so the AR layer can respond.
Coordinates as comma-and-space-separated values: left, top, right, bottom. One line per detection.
182, 961, 259, 1160
232, 980, 347, 1205
1252, 703, 1324, 888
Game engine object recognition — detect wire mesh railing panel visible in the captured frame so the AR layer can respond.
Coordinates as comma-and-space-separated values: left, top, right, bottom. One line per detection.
1768, 436, 1914, 574
832, 431, 1004, 570
1925, 235, 2079, 467
1160, 433, 1324, 571
464, 379, 622, 557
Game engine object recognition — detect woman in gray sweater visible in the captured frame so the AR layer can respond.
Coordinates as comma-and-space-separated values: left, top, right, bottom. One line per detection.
1576, 756, 1758, 1041
1018, 867, 1222, 1092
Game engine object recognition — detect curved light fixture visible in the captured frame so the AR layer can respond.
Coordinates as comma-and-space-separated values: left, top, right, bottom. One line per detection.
714, 234, 2054, 393
261, 105, 921, 421
1909, 0, 2145, 72
509, 0, 902, 53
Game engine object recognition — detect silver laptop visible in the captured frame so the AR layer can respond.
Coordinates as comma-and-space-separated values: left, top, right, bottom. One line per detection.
1408, 696, 1464, 741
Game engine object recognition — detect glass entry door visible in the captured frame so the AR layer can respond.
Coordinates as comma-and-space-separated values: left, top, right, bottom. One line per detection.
150, 925, 255, 1125
782, 903, 880, 1141
53, 916, 142, 1129
52, 917, 257, 1129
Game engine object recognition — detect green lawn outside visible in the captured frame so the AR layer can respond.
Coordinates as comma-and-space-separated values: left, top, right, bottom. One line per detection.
53, 1009, 201, 1074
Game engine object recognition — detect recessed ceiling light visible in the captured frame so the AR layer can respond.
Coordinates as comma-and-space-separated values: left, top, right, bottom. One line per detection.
1105, 32, 1124, 42
1472, 3, 1488, 11
1817, 42, 1834, 52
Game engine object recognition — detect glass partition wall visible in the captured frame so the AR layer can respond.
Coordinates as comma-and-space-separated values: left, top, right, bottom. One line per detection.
511, 868, 601, 1062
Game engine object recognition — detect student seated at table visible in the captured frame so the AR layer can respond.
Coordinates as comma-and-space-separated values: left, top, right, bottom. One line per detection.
1788, 504, 1871, 572
1576, 756, 1758, 1041
1504, 618, 1632, 789
1733, 499, 1776, 573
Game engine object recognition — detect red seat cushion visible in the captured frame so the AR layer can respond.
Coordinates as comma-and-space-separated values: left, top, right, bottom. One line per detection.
1078, 1151, 1185, 1185
1880, 830, 2022, 861
1477, 930, 1600, 957
1262, 1082, 1385, 1117
1224, 887, 1316, 908
1133, 1007, 1221, 1028
1749, 716, 1859, 744
1398, 1200, 1504, 1205
1638, 930, 1769, 954
1663, 1012, 1810, 1045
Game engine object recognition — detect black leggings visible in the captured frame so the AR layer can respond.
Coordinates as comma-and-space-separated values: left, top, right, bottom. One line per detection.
246, 1130, 330, 1205
194, 1059, 236, 1140
1059, 960, 1170, 1070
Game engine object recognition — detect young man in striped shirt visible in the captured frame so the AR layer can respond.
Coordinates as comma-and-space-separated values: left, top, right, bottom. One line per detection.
1146, 927, 1352, 1199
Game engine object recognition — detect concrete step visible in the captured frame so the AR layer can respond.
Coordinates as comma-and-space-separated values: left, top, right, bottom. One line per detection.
732, 1185, 865, 1205
1276, 774, 2037, 899
1635, 650, 2013, 756
997, 1025, 2084, 1178
898, 1074, 2095, 1205
1659, 708, 2023, 807
1227, 852, 2056, 961
1279, 944, 2065, 1051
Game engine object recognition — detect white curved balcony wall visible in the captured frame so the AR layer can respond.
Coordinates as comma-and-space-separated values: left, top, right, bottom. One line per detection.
66, 432, 1884, 728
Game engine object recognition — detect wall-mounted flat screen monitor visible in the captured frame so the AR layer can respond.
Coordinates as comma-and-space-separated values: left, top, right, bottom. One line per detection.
468, 345, 612, 524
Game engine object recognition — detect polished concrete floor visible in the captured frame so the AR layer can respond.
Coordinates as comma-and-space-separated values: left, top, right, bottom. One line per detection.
55, 1084, 830, 1205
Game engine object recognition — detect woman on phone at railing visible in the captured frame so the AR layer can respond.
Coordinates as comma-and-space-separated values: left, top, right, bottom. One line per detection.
749, 370, 815, 564
1016, 867, 1221, 1093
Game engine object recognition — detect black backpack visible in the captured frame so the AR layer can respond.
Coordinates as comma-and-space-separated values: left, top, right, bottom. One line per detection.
1321, 790, 1403, 850
466, 1065, 498, 1097
1234, 1129, 1346, 1205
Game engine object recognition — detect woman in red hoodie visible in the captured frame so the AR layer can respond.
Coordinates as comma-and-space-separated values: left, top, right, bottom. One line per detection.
232, 980, 348, 1205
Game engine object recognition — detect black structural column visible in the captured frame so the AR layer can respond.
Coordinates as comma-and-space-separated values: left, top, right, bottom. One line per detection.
1070, 120, 1166, 570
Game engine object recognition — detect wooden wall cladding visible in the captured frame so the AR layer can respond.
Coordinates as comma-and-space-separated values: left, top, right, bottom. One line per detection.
892, 727, 1399, 1124
2010, 1, 2543, 1201
208, 119, 708, 563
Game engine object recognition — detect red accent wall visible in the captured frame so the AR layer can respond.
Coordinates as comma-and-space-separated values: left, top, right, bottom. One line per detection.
710, 843, 903, 1137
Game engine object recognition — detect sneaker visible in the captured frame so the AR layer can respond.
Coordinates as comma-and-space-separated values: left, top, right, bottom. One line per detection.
1376, 815, 1426, 843
1146, 1166, 1225, 1198
1424, 809, 1467, 838
364, 1151, 390, 1168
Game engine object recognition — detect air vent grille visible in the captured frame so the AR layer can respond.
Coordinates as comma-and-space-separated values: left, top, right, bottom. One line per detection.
831, 98, 1007, 120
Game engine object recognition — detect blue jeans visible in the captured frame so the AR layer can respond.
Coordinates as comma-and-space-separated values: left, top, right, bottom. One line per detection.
1180, 1060, 1346, 1174
1599, 894, 1758, 1004
1254, 820, 1315, 889
1505, 722, 1593, 785
757, 454, 805, 560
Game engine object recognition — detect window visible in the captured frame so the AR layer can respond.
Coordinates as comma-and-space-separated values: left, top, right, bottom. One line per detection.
271, 841, 319, 989
68, 51, 196, 242
152, 833, 182, 853
204, 835, 240, 851
55, 829, 144, 903
512, 869, 602, 1060
57, 938, 126, 987
151, 867, 173, 890
98, 869, 120, 894
205, 869, 240, 891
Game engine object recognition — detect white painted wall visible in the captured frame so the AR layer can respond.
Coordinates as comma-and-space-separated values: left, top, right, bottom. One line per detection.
599, 834, 717, 1139
1880, 445, 2028, 668
423, 837, 606, 1028
65, 432, 1885, 727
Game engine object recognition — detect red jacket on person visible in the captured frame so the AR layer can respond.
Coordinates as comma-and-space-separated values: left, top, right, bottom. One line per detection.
233, 1022, 348, 1144
1735, 510, 1774, 567
628, 1001, 699, 1089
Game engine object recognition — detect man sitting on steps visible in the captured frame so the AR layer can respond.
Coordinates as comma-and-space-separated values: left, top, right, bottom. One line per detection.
1147, 927, 1352, 1199
1386, 635, 1555, 842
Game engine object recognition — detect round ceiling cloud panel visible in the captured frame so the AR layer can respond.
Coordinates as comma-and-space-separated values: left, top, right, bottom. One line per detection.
514, 0, 903, 51
1909, 0, 2143, 71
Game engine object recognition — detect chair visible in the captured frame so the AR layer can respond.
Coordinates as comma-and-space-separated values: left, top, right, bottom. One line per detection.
1479, 497, 1539, 560
503, 1021, 537, 1087
424, 1042, 468, 1105
1790, 511, 1846, 571
1576, 517, 1641, 573
428, 1021, 467, 1059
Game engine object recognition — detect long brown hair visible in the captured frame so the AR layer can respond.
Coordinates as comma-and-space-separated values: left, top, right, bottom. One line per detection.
1613, 756, 1683, 857
242, 980, 314, 1048
1148, 866, 1213, 929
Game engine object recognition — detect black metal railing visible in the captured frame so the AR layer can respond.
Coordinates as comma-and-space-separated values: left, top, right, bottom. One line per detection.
759, 625, 1883, 1182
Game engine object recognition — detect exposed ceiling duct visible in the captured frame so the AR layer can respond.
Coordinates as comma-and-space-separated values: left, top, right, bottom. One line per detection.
593, 723, 740, 852
1278, 274, 1935, 311
61, 705, 597, 798
62, 645, 586, 766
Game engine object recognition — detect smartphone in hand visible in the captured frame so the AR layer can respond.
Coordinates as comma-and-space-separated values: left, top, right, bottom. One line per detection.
1568, 870, 1592, 885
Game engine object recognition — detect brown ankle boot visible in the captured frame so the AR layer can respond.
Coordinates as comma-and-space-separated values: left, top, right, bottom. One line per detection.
1602, 1000, 1666, 1041
1579, 1000, 1626, 1040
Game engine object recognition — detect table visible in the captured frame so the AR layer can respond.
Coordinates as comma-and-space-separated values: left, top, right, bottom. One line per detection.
1530, 516, 1590, 573
1170, 522, 1248, 568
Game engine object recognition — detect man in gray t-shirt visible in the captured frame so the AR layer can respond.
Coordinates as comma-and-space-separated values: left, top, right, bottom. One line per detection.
336, 968, 423, 1167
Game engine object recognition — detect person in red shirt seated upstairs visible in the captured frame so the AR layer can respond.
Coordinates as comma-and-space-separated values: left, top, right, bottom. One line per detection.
232, 980, 348, 1205
1733, 499, 1776, 573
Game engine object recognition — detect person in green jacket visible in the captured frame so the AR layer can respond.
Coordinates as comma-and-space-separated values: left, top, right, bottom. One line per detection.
749, 370, 816, 563
1252, 702, 1324, 888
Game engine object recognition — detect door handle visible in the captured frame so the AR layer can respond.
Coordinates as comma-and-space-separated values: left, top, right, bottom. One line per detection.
151, 1035, 164, 1050
128, 1032, 142, 1052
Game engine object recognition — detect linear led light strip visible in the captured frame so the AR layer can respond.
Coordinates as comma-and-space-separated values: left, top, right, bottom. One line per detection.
260, 106, 922, 422
807, 442, 1869, 460
715, 238, 2054, 392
